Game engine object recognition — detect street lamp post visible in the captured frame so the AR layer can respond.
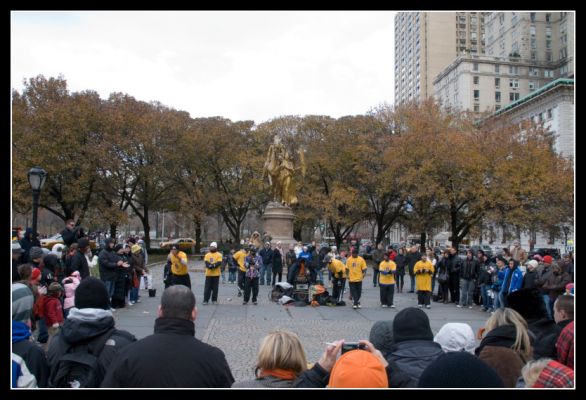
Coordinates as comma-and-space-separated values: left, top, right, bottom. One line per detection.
27, 167, 48, 242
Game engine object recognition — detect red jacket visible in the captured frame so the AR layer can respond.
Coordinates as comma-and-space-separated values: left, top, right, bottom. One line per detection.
43, 296, 64, 326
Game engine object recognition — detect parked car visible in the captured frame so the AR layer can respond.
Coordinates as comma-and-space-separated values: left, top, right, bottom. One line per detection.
40, 233, 97, 250
470, 244, 493, 259
160, 238, 197, 251
529, 248, 562, 260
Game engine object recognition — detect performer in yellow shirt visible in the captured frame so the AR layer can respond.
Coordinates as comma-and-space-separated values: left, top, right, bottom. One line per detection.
326, 255, 347, 305
346, 248, 367, 309
168, 245, 190, 288
378, 252, 397, 308
203, 242, 223, 305
414, 253, 435, 309
233, 245, 248, 298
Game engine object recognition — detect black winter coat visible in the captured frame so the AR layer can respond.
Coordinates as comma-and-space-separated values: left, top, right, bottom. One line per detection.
68, 250, 89, 279
98, 248, 121, 281
387, 340, 444, 385
461, 258, 479, 280
101, 317, 234, 388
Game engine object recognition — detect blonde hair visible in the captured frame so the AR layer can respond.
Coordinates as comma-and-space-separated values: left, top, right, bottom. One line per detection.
484, 308, 532, 360
256, 330, 308, 376
521, 358, 552, 387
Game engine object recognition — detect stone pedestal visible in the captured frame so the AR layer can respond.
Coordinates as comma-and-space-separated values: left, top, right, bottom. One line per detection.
262, 202, 297, 246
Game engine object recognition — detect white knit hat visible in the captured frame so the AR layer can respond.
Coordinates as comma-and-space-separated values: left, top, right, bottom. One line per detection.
434, 323, 476, 354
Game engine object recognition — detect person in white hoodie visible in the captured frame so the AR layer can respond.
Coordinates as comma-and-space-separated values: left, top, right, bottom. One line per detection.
433, 322, 477, 354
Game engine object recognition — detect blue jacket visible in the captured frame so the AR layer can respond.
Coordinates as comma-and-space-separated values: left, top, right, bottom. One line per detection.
499, 267, 524, 295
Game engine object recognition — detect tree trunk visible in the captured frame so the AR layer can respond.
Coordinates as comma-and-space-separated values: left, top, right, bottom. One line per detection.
194, 218, 202, 253
420, 231, 427, 252
142, 205, 151, 250
109, 223, 117, 240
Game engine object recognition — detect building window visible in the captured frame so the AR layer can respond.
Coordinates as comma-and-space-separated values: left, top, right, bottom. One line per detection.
473, 76, 479, 85
560, 47, 567, 59
471, 31, 477, 40
509, 92, 520, 101
495, 77, 500, 88
530, 25, 536, 36
546, 52, 552, 62
529, 67, 539, 77
474, 104, 480, 112
495, 64, 500, 74
495, 91, 501, 102
547, 109, 553, 119
495, 105, 501, 111
529, 81, 536, 91
546, 39, 552, 49
509, 65, 519, 75
546, 13, 551, 23
544, 69, 554, 78
509, 79, 519, 89
531, 51, 537, 60
530, 12, 536, 22
474, 90, 480, 100
473, 63, 479, 71
531, 38, 537, 49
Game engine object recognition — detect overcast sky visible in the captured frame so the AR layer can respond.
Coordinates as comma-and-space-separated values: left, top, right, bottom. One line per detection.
11, 11, 396, 124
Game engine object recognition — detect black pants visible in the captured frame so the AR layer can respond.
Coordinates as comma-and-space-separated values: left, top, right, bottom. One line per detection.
271, 269, 282, 286
203, 276, 220, 302
395, 273, 405, 291
448, 274, 460, 303
332, 278, 346, 302
418, 290, 431, 306
380, 284, 395, 306
237, 270, 246, 292
244, 277, 259, 302
372, 268, 380, 286
349, 281, 362, 306
170, 273, 191, 289
439, 281, 450, 303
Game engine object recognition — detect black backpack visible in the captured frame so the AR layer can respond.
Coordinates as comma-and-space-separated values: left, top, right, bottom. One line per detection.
49, 328, 115, 388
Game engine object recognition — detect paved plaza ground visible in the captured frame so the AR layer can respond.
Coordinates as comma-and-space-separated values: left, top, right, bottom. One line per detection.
113, 260, 491, 383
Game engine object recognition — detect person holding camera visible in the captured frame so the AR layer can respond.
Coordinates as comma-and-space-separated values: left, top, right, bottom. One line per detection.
60, 219, 86, 247
414, 253, 434, 309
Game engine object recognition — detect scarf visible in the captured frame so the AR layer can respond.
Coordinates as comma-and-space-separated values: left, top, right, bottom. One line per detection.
259, 368, 297, 380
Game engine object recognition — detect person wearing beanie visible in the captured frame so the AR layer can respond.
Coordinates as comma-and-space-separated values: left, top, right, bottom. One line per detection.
30, 267, 42, 284
12, 282, 50, 387
98, 238, 125, 310
40, 253, 60, 287
522, 259, 539, 289
67, 237, 90, 279
203, 242, 223, 305
46, 277, 136, 387
29, 246, 45, 266
540, 263, 571, 322
498, 258, 523, 308
418, 352, 504, 388
328, 349, 388, 388
507, 287, 560, 360
387, 307, 443, 384
19, 227, 41, 264
434, 323, 476, 354
369, 321, 394, 358
43, 282, 64, 351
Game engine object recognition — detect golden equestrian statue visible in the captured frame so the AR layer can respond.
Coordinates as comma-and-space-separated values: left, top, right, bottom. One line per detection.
263, 136, 306, 206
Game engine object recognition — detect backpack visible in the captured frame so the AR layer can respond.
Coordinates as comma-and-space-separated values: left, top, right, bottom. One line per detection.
49, 327, 115, 388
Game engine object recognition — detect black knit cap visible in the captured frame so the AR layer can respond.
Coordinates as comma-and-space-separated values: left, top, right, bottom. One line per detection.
418, 352, 504, 388
74, 277, 110, 310
507, 288, 547, 320
392, 307, 434, 343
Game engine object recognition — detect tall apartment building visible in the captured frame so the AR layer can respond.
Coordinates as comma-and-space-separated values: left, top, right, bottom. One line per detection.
434, 55, 553, 112
434, 12, 574, 113
485, 12, 574, 77
394, 12, 486, 105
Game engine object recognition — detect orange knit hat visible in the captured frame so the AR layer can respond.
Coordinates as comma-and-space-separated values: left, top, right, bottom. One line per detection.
328, 350, 388, 388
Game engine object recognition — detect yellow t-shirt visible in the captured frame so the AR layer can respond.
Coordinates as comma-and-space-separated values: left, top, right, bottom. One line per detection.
328, 259, 347, 279
170, 251, 188, 275
378, 260, 396, 285
233, 249, 247, 272
346, 256, 367, 282
204, 252, 223, 277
